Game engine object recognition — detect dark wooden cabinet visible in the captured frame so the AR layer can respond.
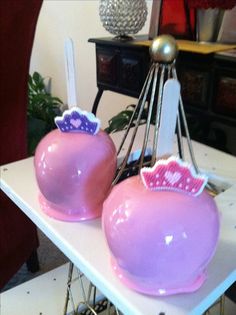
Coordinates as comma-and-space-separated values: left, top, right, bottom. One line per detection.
97, 49, 118, 84
89, 36, 236, 155
177, 52, 213, 110
213, 63, 236, 117
179, 68, 210, 108
94, 40, 149, 97
119, 52, 144, 92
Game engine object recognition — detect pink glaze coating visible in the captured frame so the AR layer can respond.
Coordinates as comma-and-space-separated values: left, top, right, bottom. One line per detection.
102, 175, 220, 296
34, 129, 116, 221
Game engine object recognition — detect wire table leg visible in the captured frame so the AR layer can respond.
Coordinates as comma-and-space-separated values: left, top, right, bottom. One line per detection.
220, 294, 225, 315
63, 261, 75, 315
61, 262, 123, 315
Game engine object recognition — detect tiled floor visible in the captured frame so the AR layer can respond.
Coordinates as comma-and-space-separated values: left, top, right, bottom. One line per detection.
1, 263, 100, 315
1, 263, 235, 315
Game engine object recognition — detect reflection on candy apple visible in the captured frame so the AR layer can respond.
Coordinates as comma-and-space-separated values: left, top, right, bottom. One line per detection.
102, 157, 220, 296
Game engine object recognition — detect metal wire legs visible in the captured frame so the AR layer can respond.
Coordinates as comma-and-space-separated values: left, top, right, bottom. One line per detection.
113, 59, 221, 196
63, 262, 122, 315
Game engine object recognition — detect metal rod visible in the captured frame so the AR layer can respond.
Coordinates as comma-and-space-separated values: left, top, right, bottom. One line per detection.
92, 285, 96, 308
77, 301, 98, 315
113, 65, 155, 185
86, 282, 97, 307
63, 262, 74, 315
168, 63, 185, 159
139, 64, 159, 171
106, 300, 111, 315
220, 294, 225, 315
173, 68, 219, 195
117, 64, 155, 156
179, 94, 199, 173
151, 64, 166, 165
172, 68, 200, 173
78, 269, 87, 302
68, 286, 77, 314
176, 111, 184, 160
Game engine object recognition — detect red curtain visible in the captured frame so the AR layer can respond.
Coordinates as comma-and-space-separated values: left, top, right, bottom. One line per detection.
159, 0, 196, 40
0, 0, 43, 289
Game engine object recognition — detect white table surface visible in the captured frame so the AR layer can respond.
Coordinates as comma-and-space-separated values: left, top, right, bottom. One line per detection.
1, 127, 236, 315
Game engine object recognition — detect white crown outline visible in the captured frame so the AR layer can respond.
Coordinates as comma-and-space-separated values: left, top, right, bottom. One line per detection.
140, 156, 208, 197
55, 106, 101, 135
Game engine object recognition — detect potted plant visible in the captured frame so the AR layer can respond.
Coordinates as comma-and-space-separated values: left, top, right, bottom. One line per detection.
27, 72, 63, 155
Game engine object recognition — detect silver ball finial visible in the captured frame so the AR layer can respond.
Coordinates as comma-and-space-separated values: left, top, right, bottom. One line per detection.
150, 35, 178, 63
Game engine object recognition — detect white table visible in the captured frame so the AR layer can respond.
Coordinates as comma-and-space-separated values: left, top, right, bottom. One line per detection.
1, 127, 236, 315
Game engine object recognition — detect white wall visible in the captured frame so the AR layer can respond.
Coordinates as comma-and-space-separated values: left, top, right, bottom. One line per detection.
30, 0, 152, 128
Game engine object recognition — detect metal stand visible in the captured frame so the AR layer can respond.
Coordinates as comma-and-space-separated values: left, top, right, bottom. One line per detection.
204, 294, 226, 315
113, 35, 221, 196
62, 262, 122, 315
62, 261, 225, 315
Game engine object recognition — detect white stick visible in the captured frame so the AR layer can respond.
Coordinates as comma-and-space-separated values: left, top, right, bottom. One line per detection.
64, 38, 77, 108
157, 78, 180, 158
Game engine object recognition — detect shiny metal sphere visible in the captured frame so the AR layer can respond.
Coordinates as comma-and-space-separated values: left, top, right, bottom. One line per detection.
150, 35, 178, 63
99, 0, 147, 37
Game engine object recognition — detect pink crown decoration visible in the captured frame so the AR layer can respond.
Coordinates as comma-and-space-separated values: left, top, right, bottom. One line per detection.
140, 156, 208, 197
55, 107, 100, 135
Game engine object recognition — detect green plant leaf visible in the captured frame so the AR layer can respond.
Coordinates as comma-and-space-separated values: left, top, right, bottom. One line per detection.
105, 109, 135, 133
105, 105, 152, 134
27, 72, 63, 155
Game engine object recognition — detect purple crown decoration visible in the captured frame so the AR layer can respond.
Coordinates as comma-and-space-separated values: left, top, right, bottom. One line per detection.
55, 107, 100, 135
140, 156, 207, 197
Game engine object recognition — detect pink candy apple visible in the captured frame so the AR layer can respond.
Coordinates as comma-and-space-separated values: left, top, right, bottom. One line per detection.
34, 128, 116, 221
102, 159, 220, 296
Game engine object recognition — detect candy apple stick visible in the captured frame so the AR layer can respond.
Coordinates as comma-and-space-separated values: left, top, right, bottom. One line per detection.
64, 38, 77, 108
156, 78, 180, 158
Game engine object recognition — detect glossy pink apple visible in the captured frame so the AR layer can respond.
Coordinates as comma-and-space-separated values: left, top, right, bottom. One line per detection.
102, 157, 220, 296
34, 108, 117, 221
